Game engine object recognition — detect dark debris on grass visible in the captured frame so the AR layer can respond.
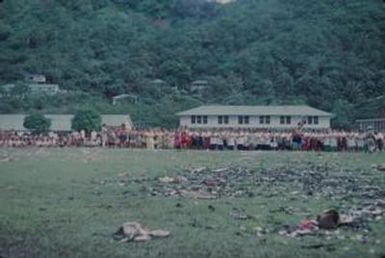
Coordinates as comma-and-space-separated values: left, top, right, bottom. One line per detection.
114, 165, 385, 202
102, 164, 385, 244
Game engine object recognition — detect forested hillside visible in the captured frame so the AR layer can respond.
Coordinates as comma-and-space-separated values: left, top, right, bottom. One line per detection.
0, 0, 384, 127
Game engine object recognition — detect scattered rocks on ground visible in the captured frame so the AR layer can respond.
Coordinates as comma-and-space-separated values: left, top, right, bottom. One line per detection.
158, 176, 187, 184
229, 208, 254, 220
180, 190, 216, 200
115, 165, 385, 202
107, 164, 385, 243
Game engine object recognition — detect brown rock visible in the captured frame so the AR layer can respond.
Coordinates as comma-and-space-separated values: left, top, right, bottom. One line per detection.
317, 209, 339, 229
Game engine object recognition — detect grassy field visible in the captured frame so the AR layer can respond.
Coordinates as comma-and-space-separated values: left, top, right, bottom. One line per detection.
0, 148, 385, 258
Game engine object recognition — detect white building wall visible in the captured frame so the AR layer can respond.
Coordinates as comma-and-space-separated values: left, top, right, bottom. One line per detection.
179, 115, 331, 129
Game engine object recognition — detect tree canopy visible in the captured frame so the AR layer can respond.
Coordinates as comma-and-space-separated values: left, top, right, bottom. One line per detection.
23, 113, 51, 132
71, 109, 102, 133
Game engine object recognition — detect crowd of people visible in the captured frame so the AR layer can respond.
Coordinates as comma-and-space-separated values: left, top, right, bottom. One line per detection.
0, 124, 384, 152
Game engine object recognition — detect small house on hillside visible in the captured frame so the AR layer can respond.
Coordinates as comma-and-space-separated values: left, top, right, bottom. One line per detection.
176, 105, 333, 129
1, 74, 61, 96
25, 74, 47, 83
112, 94, 138, 105
190, 80, 208, 95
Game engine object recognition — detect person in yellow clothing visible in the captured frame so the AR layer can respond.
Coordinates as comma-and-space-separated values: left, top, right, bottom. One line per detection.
145, 130, 155, 150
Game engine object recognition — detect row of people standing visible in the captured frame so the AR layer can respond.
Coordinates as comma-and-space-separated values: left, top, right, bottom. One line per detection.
1, 127, 384, 152
175, 130, 384, 152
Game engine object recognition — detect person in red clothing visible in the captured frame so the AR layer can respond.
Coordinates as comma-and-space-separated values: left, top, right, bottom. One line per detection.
180, 130, 190, 149
302, 134, 309, 151
174, 130, 181, 149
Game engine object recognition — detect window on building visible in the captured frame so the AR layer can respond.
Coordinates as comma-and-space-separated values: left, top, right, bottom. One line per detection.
197, 116, 202, 124
244, 116, 249, 124
307, 116, 313, 124
218, 116, 223, 124
238, 116, 243, 124
259, 116, 270, 124
286, 116, 291, 124
191, 116, 196, 124
280, 116, 285, 124
313, 116, 319, 125
203, 116, 208, 124
224, 115, 229, 124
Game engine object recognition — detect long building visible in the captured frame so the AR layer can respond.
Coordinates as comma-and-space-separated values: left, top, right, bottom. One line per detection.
356, 118, 385, 132
0, 114, 132, 131
176, 105, 333, 129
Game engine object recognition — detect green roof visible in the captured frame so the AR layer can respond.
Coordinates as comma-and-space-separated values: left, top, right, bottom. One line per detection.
176, 105, 332, 117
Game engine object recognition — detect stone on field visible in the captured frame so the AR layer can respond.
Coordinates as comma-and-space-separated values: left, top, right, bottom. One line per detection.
229, 208, 251, 220
191, 167, 207, 173
159, 176, 176, 183
212, 167, 229, 173
339, 214, 355, 225
158, 176, 188, 184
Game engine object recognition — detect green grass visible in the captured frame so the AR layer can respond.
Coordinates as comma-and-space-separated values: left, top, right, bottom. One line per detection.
0, 149, 385, 258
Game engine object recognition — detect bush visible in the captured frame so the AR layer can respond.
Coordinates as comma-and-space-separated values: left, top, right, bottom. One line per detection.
71, 109, 102, 133
23, 113, 51, 133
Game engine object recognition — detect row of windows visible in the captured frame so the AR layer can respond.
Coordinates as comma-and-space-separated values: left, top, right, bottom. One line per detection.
191, 116, 320, 125
305, 116, 319, 125
259, 116, 270, 124
280, 116, 291, 124
238, 116, 250, 124
191, 115, 208, 124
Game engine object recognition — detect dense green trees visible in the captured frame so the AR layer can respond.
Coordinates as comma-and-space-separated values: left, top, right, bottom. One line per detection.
23, 113, 51, 132
0, 0, 384, 128
71, 109, 102, 133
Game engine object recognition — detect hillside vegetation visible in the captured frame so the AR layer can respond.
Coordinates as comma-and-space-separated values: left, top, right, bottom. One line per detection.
0, 0, 384, 127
